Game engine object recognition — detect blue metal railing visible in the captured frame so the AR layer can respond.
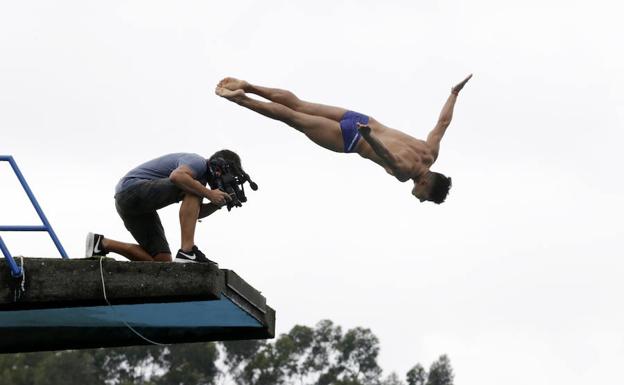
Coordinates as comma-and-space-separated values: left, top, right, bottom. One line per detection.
0, 155, 68, 277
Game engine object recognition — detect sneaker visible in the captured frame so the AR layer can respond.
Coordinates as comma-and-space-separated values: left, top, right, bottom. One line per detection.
85, 232, 108, 258
175, 245, 218, 266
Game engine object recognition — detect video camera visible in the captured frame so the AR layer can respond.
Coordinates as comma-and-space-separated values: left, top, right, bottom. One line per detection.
207, 157, 258, 211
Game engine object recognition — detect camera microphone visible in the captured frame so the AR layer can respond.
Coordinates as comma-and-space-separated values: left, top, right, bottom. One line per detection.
242, 171, 258, 191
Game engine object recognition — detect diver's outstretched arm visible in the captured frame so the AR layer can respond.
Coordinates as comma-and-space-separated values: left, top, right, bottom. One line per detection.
426, 74, 472, 158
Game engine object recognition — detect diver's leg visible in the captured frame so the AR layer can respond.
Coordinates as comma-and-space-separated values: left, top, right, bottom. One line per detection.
218, 77, 348, 122
216, 87, 344, 152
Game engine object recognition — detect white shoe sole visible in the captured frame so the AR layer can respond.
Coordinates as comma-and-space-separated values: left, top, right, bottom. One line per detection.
174, 257, 218, 266
85, 232, 95, 258
174, 257, 198, 263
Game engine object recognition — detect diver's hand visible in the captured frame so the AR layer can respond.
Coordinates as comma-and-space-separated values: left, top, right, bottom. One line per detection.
206, 189, 232, 206
357, 122, 371, 136
452, 74, 472, 95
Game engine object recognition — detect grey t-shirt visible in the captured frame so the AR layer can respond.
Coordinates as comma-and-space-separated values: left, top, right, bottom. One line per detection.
115, 153, 209, 194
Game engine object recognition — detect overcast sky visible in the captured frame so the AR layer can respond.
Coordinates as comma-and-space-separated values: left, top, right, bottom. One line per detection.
1, 1, 623, 384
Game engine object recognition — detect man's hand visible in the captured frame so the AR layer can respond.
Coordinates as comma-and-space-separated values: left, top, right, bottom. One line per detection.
206, 189, 232, 206
451, 74, 473, 95
357, 122, 371, 136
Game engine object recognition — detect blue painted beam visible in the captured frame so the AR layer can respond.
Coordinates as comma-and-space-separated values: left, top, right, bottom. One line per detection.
0, 155, 68, 259
0, 226, 48, 232
0, 236, 22, 277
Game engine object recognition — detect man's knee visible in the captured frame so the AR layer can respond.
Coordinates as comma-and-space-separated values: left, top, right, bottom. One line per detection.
181, 193, 202, 205
153, 252, 172, 262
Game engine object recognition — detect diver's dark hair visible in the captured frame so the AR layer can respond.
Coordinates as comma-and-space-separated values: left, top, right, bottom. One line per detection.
209, 149, 242, 171
428, 172, 452, 204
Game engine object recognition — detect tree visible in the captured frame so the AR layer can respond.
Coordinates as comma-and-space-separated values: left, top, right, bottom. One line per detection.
221, 339, 277, 385
91, 343, 221, 385
407, 363, 427, 385
155, 343, 219, 385
94, 345, 162, 384
382, 372, 405, 385
0, 352, 48, 385
426, 355, 454, 385
222, 320, 383, 385
335, 326, 382, 385
0, 321, 455, 385
0, 351, 100, 385
33, 351, 99, 385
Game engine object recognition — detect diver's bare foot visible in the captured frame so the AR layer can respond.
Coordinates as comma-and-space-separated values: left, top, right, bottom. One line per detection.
218, 77, 249, 91
452, 74, 473, 95
215, 86, 246, 102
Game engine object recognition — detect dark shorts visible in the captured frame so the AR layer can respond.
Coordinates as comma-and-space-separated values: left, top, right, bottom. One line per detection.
339, 111, 370, 153
114, 178, 184, 256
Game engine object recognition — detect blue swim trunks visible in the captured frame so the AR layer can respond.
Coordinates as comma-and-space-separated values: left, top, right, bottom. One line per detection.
340, 111, 369, 153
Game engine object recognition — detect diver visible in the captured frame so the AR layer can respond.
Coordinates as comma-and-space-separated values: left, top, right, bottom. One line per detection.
216, 74, 471, 204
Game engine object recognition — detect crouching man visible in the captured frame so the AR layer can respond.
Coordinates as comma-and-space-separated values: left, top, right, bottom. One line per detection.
85, 150, 244, 265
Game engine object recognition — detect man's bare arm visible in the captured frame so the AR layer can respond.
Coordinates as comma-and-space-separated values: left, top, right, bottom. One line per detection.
426, 74, 472, 157
169, 165, 231, 206
357, 123, 406, 179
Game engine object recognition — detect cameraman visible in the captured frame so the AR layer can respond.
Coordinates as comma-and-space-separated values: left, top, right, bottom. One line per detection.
85, 150, 244, 265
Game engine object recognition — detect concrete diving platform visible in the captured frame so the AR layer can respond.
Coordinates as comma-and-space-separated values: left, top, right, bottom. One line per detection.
0, 258, 275, 353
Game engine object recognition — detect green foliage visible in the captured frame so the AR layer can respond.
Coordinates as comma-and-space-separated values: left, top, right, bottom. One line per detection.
336, 326, 382, 384
407, 363, 427, 385
0, 352, 48, 385
0, 351, 101, 385
0, 322, 454, 385
33, 351, 99, 385
426, 355, 454, 385
382, 372, 404, 385
221, 339, 266, 369
93, 344, 165, 384
155, 343, 219, 385
223, 320, 382, 385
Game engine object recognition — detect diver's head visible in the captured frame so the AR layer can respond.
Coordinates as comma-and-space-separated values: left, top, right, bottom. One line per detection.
412, 171, 452, 204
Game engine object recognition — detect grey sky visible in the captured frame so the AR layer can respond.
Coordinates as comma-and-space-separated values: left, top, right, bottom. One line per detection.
1, 1, 623, 384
